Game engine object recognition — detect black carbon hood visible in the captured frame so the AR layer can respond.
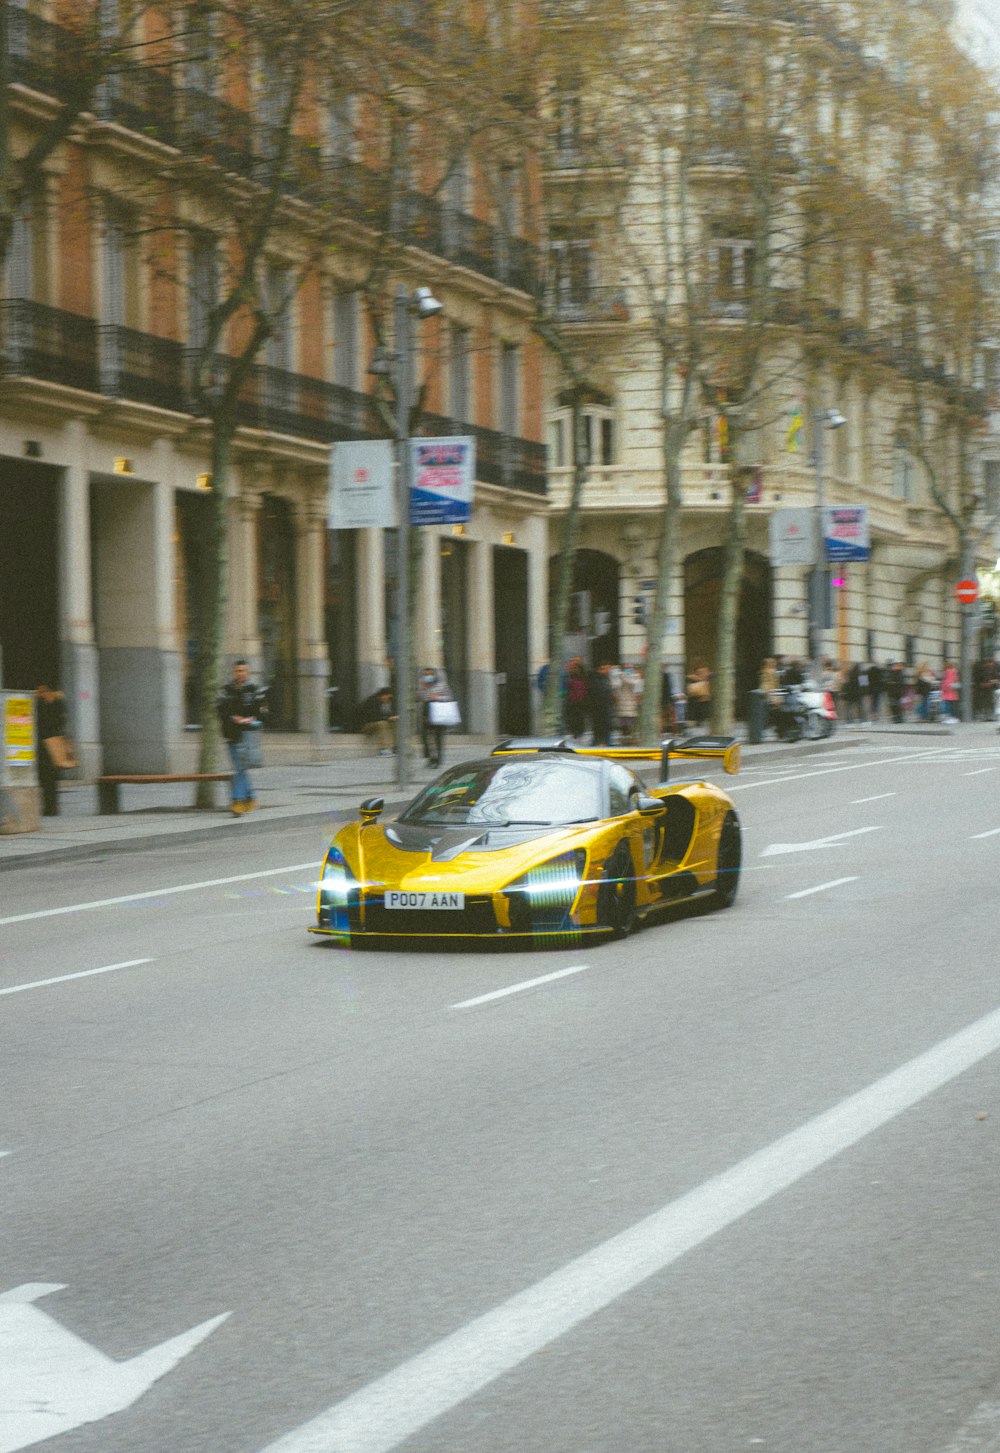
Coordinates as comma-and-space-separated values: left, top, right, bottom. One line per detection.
384, 821, 558, 862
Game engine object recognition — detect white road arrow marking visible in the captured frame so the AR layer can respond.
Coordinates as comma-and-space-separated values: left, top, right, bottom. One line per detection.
0, 1283, 229, 1453
761, 826, 883, 857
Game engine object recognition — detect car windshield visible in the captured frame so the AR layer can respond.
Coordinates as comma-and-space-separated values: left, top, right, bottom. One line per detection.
400, 757, 604, 827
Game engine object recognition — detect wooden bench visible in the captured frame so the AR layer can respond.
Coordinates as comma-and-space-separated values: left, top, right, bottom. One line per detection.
96, 772, 232, 814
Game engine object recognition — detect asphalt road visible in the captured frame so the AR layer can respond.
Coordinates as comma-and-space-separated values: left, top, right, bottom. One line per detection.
3, 735, 1000, 1453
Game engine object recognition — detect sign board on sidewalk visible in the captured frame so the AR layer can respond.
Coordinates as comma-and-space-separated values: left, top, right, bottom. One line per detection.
822, 505, 870, 562
329, 441, 396, 529
410, 437, 475, 525
769, 508, 816, 567
3, 693, 35, 766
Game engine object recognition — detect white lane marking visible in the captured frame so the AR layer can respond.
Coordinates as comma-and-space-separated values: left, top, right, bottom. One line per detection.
0, 1283, 229, 1453
0, 864, 318, 927
784, 878, 858, 900
450, 965, 588, 1010
964, 768, 996, 777
728, 747, 969, 792
258, 1001, 1000, 1453
761, 826, 883, 857
851, 793, 896, 804
971, 828, 1000, 840
0, 959, 153, 998
940, 1395, 1000, 1451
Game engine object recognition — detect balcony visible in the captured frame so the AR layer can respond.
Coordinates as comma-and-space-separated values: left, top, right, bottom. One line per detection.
5, 8, 89, 103
1, 300, 545, 495
551, 286, 630, 324
1, 299, 98, 392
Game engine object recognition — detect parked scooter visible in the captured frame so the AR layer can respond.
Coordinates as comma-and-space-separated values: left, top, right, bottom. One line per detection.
769, 685, 810, 743
798, 680, 838, 739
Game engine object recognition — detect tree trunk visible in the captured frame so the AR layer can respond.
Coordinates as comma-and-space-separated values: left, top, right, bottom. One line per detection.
712, 467, 748, 734
637, 407, 686, 744
543, 397, 588, 733
193, 419, 234, 808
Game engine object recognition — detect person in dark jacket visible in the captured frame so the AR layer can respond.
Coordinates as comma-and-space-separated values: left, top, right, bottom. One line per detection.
357, 686, 397, 756
588, 663, 615, 745
217, 660, 267, 815
36, 684, 68, 816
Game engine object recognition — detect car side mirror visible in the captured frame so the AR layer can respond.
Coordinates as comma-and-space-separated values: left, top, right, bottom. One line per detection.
636, 792, 665, 816
359, 796, 384, 823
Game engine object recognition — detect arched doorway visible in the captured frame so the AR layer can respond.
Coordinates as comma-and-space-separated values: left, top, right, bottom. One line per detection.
547, 548, 621, 666
684, 548, 772, 715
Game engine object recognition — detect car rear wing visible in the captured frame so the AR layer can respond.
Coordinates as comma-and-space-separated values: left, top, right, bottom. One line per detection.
491, 736, 741, 780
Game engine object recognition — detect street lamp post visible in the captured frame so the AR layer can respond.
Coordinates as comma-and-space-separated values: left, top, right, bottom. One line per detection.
810, 407, 847, 675
388, 285, 442, 791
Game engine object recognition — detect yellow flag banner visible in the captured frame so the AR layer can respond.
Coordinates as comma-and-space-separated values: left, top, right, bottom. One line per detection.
786, 406, 804, 453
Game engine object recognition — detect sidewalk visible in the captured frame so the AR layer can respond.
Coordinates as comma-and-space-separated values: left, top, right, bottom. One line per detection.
0, 720, 983, 872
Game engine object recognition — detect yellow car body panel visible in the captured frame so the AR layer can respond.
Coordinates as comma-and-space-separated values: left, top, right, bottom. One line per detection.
310, 738, 741, 947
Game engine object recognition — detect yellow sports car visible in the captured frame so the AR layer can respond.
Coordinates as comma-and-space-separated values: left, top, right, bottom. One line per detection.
310, 736, 741, 946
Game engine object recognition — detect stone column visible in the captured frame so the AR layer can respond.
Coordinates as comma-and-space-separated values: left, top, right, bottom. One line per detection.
228, 491, 263, 672
355, 526, 386, 700
467, 534, 496, 735
58, 420, 100, 775
416, 529, 442, 670
294, 493, 330, 743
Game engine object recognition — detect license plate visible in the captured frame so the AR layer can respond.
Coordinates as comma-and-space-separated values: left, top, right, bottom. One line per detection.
384, 890, 465, 911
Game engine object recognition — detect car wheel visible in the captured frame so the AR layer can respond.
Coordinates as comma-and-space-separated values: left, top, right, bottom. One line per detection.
711, 811, 741, 909
597, 840, 637, 939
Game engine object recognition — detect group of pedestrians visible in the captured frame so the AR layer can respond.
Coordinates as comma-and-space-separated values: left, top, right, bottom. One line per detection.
800, 656, 1000, 725
536, 659, 716, 743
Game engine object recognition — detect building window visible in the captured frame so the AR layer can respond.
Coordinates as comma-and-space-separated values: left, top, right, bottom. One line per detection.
449, 322, 471, 421
264, 263, 293, 372
327, 92, 357, 162
102, 198, 140, 329
188, 232, 218, 350
332, 289, 358, 389
547, 399, 616, 466
554, 83, 583, 159
500, 342, 520, 435
548, 237, 594, 315
893, 434, 915, 502
707, 226, 754, 316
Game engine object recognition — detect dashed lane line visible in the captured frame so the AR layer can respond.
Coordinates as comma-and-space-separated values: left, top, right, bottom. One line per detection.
971, 828, 1000, 840
0, 958, 154, 997
258, 999, 1000, 1453
0, 864, 318, 927
851, 793, 896, 804
784, 878, 859, 900
450, 965, 589, 1010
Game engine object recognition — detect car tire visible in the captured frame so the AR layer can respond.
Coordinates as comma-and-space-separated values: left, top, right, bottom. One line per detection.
805, 711, 825, 741
711, 811, 741, 909
597, 840, 637, 939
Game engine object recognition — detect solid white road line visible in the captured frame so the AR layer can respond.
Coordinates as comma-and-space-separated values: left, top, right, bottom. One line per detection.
971, 828, 1000, 840
851, 793, 896, 804
450, 965, 588, 1010
0, 958, 153, 997
0, 864, 318, 927
963, 768, 997, 776
784, 878, 858, 900
258, 1000, 1000, 1453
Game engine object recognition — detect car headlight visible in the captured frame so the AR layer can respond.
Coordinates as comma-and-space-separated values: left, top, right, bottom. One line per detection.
504, 849, 587, 935
317, 844, 356, 934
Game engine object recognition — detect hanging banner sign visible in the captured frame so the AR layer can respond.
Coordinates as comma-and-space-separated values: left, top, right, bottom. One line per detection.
769, 508, 816, 567
823, 505, 870, 562
410, 436, 475, 525
329, 441, 396, 529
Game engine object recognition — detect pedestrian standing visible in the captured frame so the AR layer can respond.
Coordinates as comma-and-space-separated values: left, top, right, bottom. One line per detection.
885, 661, 907, 723
613, 664, 640, 744
914, 662, 936, 721
35, 684, 69, 817
588, 663, 615, 746
564, 658, 589, 739
686, 664, 712, 728
217, 659, 267, 815
416, 666, 454, 768
940, 661, 960, 722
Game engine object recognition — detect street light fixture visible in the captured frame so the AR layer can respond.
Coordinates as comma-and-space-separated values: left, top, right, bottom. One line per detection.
372, 284, 443, 791
810, 407, 848, 672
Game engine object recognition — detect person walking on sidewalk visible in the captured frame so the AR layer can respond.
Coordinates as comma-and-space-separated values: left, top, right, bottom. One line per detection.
217, 659, 267, 815
36, 684, 69, 817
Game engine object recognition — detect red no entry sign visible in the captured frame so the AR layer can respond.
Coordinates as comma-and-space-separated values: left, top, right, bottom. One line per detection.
954, 578, 979, 604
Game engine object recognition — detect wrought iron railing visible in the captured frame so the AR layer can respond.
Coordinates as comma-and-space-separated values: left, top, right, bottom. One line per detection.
1, 299, 98, 392
98, 325, 186, 411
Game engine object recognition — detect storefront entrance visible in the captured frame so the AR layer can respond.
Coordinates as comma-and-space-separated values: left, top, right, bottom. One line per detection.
684, 547, 772, 714
0, 459, 60, 690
